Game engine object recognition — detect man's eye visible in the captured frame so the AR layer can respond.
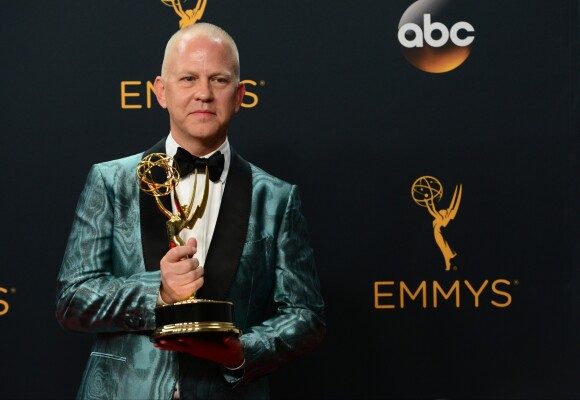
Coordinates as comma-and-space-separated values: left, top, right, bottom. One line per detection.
182, 77, 194, 82
213, 77, 229, 84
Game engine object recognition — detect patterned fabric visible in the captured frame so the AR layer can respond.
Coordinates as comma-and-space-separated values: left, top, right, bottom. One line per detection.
56, 149, 325, 400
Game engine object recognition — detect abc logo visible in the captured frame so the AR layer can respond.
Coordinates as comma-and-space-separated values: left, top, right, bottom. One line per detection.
398, 0, 475, 73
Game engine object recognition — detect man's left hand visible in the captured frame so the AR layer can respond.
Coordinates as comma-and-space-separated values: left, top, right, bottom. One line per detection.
153, 334, 245, 368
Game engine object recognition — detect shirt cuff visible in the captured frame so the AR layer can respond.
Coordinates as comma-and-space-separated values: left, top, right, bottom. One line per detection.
224, 358, 246, 371
156, 293, 170, 306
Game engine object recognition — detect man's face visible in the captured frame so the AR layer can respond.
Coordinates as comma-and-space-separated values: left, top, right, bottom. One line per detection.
154, 34, 245, 153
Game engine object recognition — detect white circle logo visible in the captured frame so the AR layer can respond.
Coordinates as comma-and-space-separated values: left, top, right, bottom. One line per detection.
398, 0, 475, 73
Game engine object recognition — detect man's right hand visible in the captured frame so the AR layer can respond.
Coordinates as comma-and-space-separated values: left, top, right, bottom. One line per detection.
159, 237, 205, 303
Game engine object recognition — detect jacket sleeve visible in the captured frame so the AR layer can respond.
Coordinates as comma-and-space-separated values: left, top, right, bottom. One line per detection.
55, 163, 161, 333
232, 185, 326, 384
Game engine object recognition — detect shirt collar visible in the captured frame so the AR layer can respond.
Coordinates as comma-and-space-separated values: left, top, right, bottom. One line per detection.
165, 133, 231, 183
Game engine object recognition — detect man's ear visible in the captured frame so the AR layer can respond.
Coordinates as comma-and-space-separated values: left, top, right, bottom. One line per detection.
154, 76, 167, 109
234, 82, 246, 112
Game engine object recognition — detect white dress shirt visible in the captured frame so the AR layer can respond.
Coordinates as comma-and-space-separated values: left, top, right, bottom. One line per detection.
165, 134, 230, 267
163, 134, 232, 400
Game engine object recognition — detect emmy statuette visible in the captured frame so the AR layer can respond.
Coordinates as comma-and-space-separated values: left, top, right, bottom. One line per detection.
137, 153, 241, 341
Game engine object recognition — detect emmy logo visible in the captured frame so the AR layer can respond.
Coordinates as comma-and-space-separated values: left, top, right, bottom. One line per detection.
161, 0, 207, 28
412, 176, 462, 271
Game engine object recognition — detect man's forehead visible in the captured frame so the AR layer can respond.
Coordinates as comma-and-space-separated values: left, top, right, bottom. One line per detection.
171, 39, 230, 67
161, 26, 240, 79
176, 33, 227, 54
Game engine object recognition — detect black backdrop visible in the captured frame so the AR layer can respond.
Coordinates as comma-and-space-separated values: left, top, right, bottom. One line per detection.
1, 1, 579, 399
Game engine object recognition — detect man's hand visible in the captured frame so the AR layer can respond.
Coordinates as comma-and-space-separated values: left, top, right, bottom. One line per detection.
153, 334, 245, 368
159, 237, 204, 303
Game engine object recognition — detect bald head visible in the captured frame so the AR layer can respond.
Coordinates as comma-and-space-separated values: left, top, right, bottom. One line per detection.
161, 23, 240, 82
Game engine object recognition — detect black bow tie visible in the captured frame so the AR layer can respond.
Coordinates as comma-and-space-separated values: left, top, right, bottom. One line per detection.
173, 147, 225, 182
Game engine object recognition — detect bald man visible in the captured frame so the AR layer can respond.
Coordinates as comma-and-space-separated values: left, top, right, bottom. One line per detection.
56, 23, 325, 400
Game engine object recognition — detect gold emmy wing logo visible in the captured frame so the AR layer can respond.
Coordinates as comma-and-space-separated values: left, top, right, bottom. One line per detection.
412, 176, 462, 271
373, 178, 514, 310
161, 0, 207, 28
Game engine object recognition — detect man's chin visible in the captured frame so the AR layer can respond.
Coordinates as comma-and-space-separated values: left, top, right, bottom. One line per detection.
173, 130, 228, 153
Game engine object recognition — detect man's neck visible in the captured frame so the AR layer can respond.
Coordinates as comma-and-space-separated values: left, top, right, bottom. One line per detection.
170, 132, 228, 157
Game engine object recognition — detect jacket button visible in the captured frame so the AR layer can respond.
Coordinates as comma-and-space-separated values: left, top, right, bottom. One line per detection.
126, 315, 144, 329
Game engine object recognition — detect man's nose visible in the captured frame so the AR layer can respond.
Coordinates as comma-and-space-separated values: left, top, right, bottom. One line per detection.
195, 80, 213, 101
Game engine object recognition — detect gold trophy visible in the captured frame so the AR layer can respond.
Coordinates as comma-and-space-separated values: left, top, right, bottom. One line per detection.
137, 153, 240, 341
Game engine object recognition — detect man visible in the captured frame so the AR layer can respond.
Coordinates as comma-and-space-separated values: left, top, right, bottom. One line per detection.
56, 22, 325, 399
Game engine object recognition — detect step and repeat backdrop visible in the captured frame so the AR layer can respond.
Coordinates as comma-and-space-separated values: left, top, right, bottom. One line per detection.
1, 0, 579, 399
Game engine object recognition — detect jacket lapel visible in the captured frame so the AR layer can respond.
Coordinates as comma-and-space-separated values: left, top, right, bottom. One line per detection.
197, 149, 252, 300
140, 138, 173, 272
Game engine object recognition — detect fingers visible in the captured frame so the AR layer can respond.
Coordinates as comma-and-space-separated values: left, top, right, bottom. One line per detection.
153, 339, 190, 353
153, 337, 206, 355
185, 237, 197, 249
165, 244, 197, 263
222, 335, 242, 351
160, 237, 204, 302
160, 266, 204, 303
161, 250, 201, 277
163, 237, 199, 263
154, 334, 244, 367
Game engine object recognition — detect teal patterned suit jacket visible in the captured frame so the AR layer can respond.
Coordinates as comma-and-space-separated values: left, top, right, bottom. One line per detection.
56, 139, 325, 399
